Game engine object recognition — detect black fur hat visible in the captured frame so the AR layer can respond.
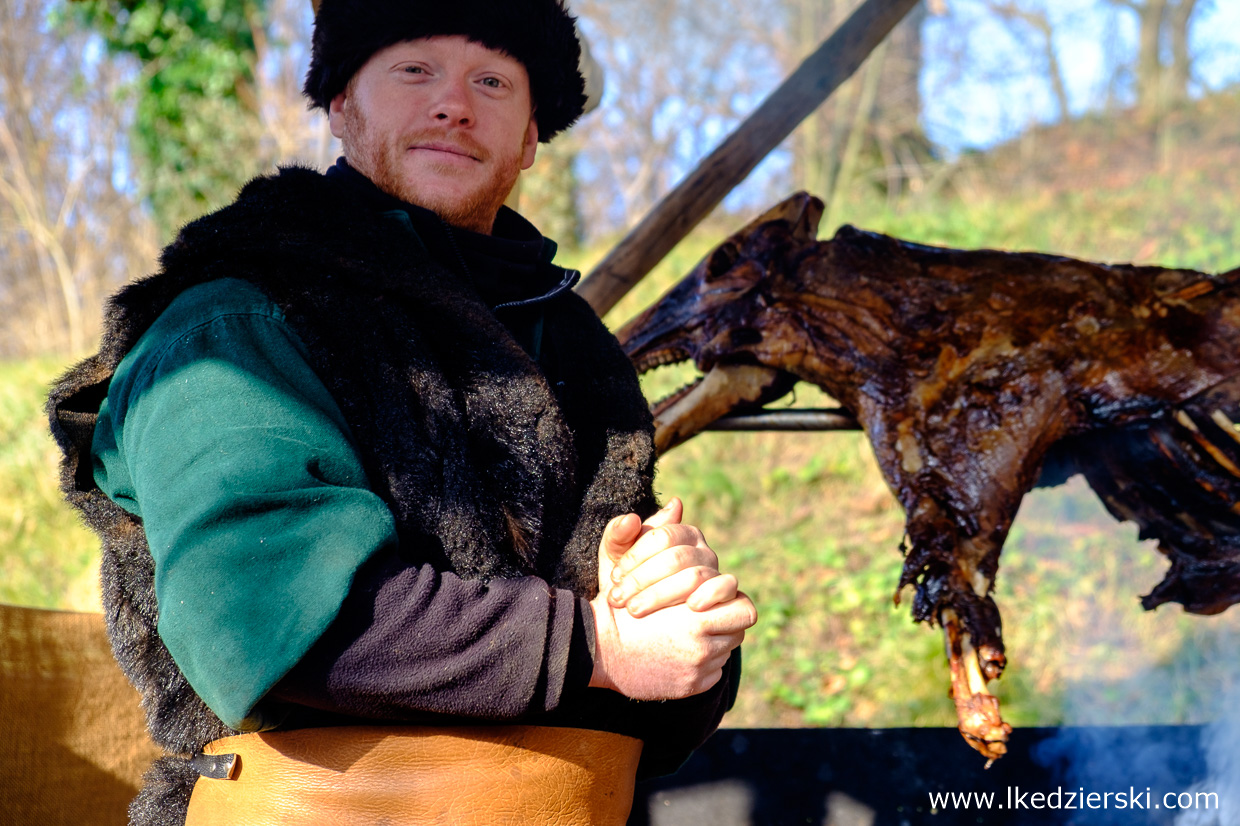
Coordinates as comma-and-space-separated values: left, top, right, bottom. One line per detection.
304, 0, 588, 142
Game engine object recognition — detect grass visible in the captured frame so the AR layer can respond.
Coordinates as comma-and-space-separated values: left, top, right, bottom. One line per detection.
0, 358, 102, 612
626, 415, 1240, 730
5, 93, 1240, 732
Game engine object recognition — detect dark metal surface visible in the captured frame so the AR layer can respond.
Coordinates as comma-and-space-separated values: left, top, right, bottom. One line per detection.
707, 408, 861, 432
631, 726, 1210, 825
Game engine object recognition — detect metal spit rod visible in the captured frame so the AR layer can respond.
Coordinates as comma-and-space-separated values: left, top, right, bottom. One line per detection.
704, 408, 861, 432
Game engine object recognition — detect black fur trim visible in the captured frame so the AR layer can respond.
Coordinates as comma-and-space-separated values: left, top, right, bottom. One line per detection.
48, 166, 658, 821
304, 0, 587, 142
128, 756, 198, 826
47, 167, 658, 818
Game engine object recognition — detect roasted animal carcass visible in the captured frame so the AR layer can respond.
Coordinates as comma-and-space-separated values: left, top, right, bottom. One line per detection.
615, 193, 1240, 763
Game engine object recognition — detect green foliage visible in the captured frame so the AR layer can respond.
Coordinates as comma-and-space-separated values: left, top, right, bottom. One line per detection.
831, 90, 1240, 278
836, 174, 1240, 278
520, 141, 585, 251
71, 0, 267, 234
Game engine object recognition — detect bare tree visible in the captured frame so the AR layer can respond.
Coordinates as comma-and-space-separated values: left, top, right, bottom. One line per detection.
771, 0, 930, 211
249, 0, 336, 170
1165, 0, 1199, 103
0, 0, 156, 357
1108, 0, 1202, 113
987, 1, 1072, 121
571, 0, 786, 236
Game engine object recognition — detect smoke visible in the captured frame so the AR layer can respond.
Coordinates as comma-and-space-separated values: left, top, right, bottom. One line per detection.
1031, 725, 1201, 808
1028, 621, 1240, 824
1013, 479, 1240, 820
1174, 657, 1240, 826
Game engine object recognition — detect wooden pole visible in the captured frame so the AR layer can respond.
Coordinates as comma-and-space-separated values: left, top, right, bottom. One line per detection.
578, 0, 921, 316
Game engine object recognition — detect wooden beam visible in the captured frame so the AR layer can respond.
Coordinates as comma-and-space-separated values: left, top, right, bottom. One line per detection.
578, 0, 922, 316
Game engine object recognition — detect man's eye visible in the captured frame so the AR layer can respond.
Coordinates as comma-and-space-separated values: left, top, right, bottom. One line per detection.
481, 77, 502, 88
404, 66, 425, 74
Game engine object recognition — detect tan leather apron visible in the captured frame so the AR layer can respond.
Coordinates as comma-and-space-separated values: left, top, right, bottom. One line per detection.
184, 724, 643, 825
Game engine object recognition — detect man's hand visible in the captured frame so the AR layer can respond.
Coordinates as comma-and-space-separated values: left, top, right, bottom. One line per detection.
587, 501, 756, 700
588, 589, 754, 700
603, 498, 739, 617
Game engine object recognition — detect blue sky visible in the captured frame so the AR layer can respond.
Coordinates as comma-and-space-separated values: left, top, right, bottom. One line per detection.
921, 0, 1240, 154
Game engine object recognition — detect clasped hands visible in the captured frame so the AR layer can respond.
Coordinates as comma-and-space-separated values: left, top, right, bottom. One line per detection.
588, 497, 756, 701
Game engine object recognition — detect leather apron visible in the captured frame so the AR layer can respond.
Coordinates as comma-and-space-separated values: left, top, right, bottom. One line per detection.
184, 724, 643, 825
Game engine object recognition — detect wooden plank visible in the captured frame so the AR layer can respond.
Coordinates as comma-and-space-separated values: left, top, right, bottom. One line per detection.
578, 0, 922, 316
0, 605, 161, 825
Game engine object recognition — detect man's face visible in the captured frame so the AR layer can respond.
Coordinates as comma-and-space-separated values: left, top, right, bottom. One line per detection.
329, 36, 539, 234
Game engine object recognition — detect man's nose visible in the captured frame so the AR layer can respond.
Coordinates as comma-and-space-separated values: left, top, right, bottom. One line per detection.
431, 78, 473, 127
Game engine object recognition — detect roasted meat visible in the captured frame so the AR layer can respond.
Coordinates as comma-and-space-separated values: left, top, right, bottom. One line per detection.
615, 193, 1240, 762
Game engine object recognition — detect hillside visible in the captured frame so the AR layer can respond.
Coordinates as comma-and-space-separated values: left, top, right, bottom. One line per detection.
5, 92, 1240, 732
853, 87, 1240, 273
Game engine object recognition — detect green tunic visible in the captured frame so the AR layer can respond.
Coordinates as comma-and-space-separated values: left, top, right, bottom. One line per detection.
91, 278, 396, 729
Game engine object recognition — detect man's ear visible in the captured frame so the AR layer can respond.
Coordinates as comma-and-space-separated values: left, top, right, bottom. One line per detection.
328, 91, 349, 140
520, 117, 538, 170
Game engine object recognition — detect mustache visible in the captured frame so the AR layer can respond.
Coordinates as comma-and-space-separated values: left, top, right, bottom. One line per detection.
402, 132, 489, 161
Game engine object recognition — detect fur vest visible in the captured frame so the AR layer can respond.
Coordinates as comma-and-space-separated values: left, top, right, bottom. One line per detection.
47, 167, 658, 818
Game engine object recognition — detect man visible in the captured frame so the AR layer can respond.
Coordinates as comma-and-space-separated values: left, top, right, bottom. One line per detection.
48, 1, 755, 823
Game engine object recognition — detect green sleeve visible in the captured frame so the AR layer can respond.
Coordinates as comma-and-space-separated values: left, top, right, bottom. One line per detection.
91, 278, 397, 731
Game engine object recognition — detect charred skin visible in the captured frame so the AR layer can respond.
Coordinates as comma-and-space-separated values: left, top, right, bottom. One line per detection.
618, 192, 821, 453
1081, 375, 1240, 614
616, 192, 1240, 762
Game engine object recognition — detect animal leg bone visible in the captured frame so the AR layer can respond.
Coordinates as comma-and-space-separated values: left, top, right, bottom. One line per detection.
942, 607, 1011, 767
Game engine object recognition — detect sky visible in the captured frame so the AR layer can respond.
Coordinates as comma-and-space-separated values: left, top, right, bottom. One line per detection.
920, 0, 1240, 154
